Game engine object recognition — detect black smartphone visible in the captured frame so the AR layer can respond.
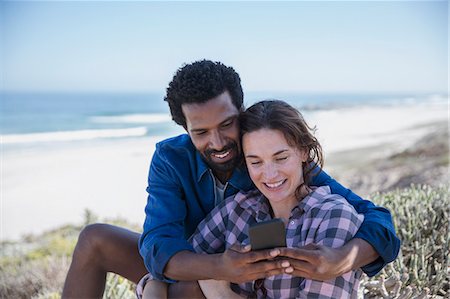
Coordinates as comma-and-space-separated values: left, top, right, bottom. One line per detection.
248, 218, 286, 250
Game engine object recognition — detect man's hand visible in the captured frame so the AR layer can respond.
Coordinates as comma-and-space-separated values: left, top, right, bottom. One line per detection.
164, 245, 291, 283
277, 243, 349, 280
278, 239, 379, 281
216, 244, 291, 283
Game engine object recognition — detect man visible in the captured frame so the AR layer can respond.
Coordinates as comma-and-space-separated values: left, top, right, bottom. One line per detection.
62, 60, 400, 298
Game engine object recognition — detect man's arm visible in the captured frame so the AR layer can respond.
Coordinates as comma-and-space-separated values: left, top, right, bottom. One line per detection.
164, 246, 286, 283
310, 169, 401, 276
138, 144, 194, 282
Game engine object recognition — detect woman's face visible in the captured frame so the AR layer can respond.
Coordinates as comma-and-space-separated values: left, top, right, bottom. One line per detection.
243, 128, 307, 205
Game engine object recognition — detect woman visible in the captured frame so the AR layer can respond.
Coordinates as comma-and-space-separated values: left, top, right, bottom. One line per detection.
138, 100, 364, 298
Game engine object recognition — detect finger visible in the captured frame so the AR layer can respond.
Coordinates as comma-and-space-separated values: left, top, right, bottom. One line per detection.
246, 259, 290, 276
277, 247, 317, 262
244, 248, 281, 263
284, 259, 314, 273
242, 261, 289, 282
235, 259, 293, 282
249, 267, 287, 281
229, 243, 251, 253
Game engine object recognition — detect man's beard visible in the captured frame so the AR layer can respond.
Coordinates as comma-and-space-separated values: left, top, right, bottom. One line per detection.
202, 141, 242, 174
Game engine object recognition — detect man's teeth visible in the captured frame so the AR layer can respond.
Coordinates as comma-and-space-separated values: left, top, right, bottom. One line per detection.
213, 151, 230, 159
265, 180, 284, 188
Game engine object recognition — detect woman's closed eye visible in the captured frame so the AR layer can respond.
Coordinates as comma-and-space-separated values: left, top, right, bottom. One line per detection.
276, 156, 288, 162
247, 159, 262, 165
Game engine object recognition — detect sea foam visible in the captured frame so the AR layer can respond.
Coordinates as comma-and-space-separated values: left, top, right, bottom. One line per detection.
1, 127, 148, 144
90, 113, 171, 124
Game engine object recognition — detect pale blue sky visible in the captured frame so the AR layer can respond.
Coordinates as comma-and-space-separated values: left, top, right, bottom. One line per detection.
1, 1, 448, 93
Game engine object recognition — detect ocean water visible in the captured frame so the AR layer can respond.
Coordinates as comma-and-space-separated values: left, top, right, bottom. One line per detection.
1, 91, 447, 240
0, 91, 445, 150
1, 92, 178, 149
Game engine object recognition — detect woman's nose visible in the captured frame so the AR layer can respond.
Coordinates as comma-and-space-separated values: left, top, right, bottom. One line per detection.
262, 163, 278, 180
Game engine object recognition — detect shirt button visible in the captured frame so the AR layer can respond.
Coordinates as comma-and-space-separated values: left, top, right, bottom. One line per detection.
290, 220, 295, 225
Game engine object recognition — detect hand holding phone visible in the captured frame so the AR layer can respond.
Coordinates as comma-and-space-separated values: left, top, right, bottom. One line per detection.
248, 218, 286, 251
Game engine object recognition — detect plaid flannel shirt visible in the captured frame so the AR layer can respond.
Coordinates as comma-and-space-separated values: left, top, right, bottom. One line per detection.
136, 186, 364, 298
190, 186, 364, 299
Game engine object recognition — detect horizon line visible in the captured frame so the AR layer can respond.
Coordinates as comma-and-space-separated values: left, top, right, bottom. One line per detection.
1, 89, 448, 96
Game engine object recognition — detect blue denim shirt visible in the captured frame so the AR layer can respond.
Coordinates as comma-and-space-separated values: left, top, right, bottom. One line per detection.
138, 134, 400, 282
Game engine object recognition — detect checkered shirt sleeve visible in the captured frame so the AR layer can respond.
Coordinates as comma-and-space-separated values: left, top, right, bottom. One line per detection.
189, 204, 229, 254
190, 191, 255, 253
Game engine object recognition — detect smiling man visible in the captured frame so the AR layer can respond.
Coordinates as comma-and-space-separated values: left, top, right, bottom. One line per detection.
62, 60, 400, 298
181, 91, 241, 182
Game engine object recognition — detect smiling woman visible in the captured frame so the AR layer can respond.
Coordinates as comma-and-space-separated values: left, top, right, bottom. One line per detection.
241, 100, 323, 220
243, 128, 308, 220
193, 101, 365, 298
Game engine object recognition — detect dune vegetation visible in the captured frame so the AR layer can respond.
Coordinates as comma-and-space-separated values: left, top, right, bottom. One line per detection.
1, 184, 448, 298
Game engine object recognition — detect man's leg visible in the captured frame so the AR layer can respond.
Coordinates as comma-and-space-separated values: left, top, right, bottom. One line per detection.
62, 223, 147, 298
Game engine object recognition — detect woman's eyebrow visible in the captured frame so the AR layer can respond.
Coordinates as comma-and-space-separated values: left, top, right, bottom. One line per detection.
245, 149, 289, 158
273, 149, 289, 156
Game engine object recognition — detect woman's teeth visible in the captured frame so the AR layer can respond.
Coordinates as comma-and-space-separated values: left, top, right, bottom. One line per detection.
265, 180, 284, 189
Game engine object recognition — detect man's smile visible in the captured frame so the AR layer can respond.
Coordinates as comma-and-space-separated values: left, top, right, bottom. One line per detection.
212, 150, 231, 159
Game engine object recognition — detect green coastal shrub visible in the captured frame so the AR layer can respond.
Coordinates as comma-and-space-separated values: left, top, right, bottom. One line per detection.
361, 184, 449, 298
103, 273, 136, 299
1, 185, 448, 298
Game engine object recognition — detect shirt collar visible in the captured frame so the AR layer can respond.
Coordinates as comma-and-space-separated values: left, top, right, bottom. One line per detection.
196, 150, 210, 182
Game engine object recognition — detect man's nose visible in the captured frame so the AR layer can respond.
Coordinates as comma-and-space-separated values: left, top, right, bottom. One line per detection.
209, 131, 226, 151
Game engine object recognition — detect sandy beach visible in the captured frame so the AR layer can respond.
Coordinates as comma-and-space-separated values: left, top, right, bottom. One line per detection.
1, 99, 448, 241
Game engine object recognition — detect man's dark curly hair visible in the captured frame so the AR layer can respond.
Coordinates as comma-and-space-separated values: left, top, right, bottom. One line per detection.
164, 60, 244, 128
